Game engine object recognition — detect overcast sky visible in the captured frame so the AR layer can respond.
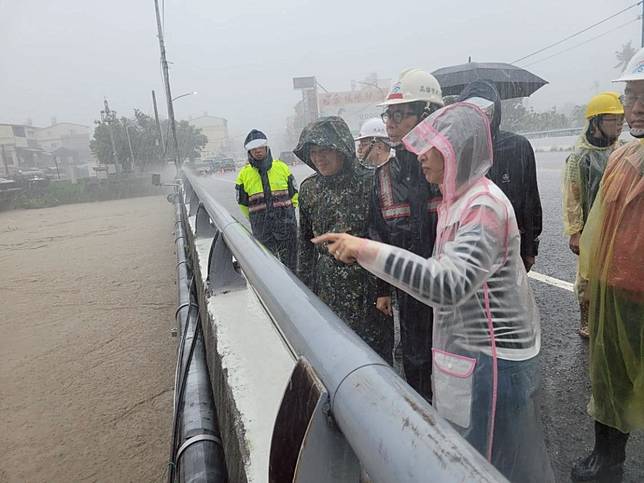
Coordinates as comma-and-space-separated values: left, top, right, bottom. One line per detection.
1, 0, 640, 150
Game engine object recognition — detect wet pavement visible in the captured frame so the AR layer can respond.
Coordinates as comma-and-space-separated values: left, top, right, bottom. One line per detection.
197, 151, 642, 482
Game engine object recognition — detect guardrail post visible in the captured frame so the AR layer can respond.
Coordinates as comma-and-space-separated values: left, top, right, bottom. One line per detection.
196, 203, 217, 238
188, 190, 199, 216
207, 232, 246, 295
183, 180, 195, 203
270, 358, 360, 483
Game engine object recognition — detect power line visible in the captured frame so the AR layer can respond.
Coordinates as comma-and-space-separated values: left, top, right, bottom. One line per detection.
520, 17, 639, 68
512, 1, 642, 64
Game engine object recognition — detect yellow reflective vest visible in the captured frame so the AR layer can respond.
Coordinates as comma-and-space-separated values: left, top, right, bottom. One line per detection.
235, 159, 298, 242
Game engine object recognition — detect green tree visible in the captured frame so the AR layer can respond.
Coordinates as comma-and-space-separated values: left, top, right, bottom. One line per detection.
163, 119, 208, 163
90, 111, 207, 170
499, 99, 585, 133
614, 41, 637, 72
500, 99, 529, 132
90, 117, 134, 169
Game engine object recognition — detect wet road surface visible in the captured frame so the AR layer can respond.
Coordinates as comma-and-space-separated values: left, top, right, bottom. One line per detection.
198, 152, 643, 482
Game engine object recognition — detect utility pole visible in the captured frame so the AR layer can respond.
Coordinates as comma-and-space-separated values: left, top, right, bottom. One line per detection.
153, 0, 181, 172
641, 0, 644, 47
124, 120, 135, 171
151, 90, 165, 158
1, 144, 9, 176
53, 155, 61, 179
100, 98, 120, 173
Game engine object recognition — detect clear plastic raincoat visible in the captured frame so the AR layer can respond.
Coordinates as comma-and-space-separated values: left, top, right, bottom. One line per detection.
580, 140, 644, 433
355, 103, 554, 482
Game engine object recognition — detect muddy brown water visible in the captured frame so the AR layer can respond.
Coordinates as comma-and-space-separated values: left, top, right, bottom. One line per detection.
0, 196, 176, 482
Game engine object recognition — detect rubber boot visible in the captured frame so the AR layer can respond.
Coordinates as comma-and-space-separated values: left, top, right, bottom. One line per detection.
571, 421, 629, 481
578, 301, 590, 339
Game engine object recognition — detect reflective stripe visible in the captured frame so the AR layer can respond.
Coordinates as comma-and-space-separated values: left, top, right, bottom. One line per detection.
249, 199, 292, 213
379, 165, 394, 207
383, 204, 411, 219
273, 200, 293, 208
249, 203, 267, 213
427, 196, 442, 213
379, 165, 412, 219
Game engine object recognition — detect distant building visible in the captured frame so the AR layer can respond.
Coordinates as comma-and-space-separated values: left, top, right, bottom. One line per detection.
317, 80, 390, 135
0, 123, 45, 176
0, 121, 92, 177
34, 122, 91, 163
189, 115, 230, 159
287, 74, 390, 148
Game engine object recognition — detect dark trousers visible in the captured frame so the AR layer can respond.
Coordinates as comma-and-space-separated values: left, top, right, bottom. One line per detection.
397, 290, 433, 402
264, 237, 297, 272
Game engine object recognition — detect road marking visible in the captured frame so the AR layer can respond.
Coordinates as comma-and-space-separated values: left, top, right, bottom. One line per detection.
528, 271, 574, 292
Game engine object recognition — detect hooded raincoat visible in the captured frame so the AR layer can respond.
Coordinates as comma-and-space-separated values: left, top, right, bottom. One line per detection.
236, 132, 298, 270
563, 125, 621, 306
355, 103, 553, 482
580, 140, 644, 434
458, 80, 542, 263
563, 126, 620, 235
295, 116, 393, 362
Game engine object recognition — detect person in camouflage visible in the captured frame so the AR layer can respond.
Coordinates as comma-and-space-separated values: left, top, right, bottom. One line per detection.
295, 116, 393, 362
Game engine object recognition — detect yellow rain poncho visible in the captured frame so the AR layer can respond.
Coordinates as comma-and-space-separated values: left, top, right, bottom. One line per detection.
562, 124, 620, 236
580, 139, 644, 433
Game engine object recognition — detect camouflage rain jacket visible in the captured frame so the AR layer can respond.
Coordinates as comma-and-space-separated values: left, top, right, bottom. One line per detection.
294, 116, 393, 361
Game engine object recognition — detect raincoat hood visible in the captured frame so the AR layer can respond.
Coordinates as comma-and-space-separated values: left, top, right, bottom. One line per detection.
402, 102, 493, 203
579, 120, 618, 152
458, 80, 502, 137
293, 116, 356, 175
245, 129, 273, 171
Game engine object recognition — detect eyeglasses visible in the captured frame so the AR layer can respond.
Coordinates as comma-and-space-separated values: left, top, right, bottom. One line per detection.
621, 93, 644, 107
381, 109, 418, 124
600, 115, 624, 124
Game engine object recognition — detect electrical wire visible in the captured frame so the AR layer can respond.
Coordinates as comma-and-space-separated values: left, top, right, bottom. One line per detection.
512, 1, 642, 64
520, 17, 639, 68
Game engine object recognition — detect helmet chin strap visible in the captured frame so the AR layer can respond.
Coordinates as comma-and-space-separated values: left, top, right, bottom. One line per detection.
630, 127, 644, 138
597, 121, 619, 144
362, 139, 376, 161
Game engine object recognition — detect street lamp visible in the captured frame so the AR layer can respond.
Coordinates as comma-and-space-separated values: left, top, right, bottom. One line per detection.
162, 91, 198, 161
172, 91, 198, 102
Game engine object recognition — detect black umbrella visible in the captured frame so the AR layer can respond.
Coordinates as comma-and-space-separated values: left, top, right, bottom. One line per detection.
432, 62, 548, 100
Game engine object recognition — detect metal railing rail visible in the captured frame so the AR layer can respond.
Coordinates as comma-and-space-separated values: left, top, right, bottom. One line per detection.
168, 197, 227, 483
182, 169, 507, 483
519, 125, 629, 139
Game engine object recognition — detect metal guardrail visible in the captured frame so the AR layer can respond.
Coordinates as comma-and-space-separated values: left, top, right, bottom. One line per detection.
519, 126, 584, 139
519, 125, 629, 139
181, 169, 507, 483
169, 197, 227, 482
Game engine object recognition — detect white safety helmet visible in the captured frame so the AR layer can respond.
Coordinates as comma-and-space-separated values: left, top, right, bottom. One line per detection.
355, 117, 389, 141
614, 47, 644, 82
379, 68, 444, 107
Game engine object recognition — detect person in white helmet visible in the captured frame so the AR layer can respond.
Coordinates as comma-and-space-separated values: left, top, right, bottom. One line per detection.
367, 68, 444, 402
570, 49, 644, 483
355, 117, 391, 168
313, 102, 554, 482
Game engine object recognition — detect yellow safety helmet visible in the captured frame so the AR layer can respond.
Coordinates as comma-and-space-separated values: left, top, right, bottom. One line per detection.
585, 91, 624, 119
